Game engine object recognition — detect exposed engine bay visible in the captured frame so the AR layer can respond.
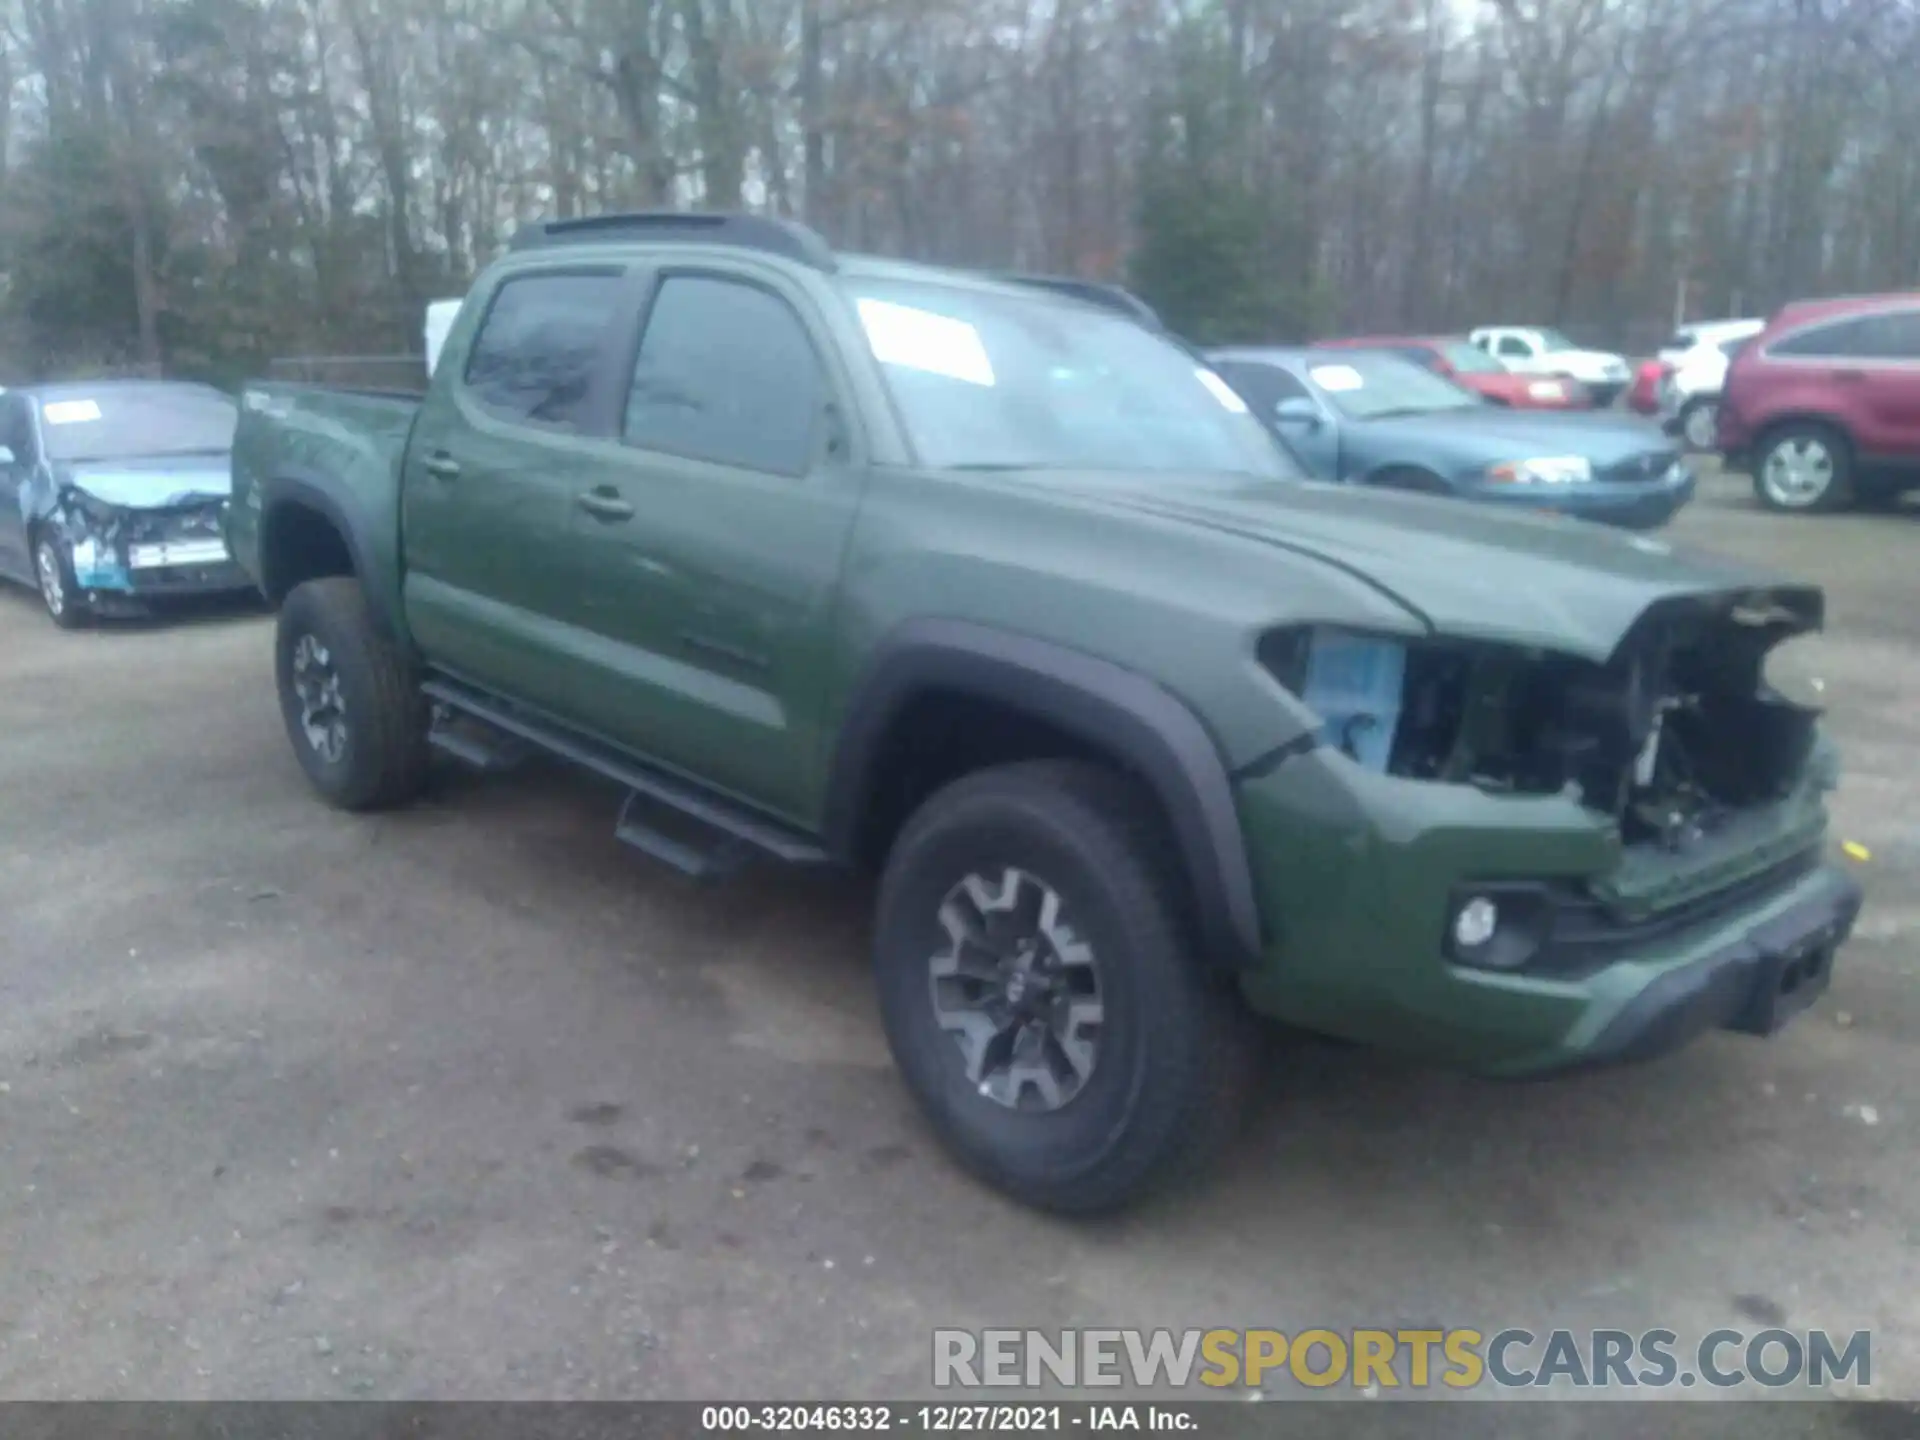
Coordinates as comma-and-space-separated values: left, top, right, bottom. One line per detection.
1267, 588, 1826, 850
53, 489, 231, 593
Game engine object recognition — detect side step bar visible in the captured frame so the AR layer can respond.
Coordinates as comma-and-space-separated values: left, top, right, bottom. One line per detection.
421, 673, 831, 879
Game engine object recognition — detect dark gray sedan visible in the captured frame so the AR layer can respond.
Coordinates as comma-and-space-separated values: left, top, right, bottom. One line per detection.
1207, 347, 1695, 529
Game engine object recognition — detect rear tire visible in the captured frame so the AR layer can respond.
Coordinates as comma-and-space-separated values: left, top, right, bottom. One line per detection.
275, 577, 428, 810
1753, 422, 1853, 513
872, 760, 1257, 1214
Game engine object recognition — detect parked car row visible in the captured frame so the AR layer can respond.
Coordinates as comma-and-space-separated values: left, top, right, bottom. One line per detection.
7, 265, 1910, 635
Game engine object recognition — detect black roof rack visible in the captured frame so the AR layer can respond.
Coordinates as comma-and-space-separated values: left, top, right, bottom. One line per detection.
993, 273, 1164, 329
508, 211, 836, 272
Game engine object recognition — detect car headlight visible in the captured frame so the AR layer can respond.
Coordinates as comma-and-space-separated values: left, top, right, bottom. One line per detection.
1527, 381, 1565, 400
1486, 456, 1593, 485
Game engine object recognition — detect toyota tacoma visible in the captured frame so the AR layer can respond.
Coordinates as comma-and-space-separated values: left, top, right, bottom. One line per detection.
225, 212, 1862, 1213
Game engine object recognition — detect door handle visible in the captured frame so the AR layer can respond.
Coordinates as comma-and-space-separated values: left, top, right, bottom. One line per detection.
575, 488, 635, 522
422, 452, 461, 480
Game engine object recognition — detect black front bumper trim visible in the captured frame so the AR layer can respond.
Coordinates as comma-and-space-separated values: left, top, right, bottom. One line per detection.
1565, 865, 1862, 1072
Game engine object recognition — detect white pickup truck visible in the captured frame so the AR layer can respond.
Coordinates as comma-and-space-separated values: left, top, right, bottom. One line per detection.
1469, 326, 1632, 408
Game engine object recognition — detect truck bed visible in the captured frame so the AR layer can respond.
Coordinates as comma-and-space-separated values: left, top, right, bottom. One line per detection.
226, 382, 421, 604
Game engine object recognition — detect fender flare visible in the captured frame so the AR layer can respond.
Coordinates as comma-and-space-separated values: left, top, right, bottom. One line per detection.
258, 469, 402, 641
824, 618, 1266, 970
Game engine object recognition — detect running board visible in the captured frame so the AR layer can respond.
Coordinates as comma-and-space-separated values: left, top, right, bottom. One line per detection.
428, 707, 533, 773
420, 674, 831, 875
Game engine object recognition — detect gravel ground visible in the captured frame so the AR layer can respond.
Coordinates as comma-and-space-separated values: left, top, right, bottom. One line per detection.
0, 466, 1915, 1418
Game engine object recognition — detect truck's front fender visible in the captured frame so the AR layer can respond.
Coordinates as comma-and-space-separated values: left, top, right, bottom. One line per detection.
824, 618, 1270, 971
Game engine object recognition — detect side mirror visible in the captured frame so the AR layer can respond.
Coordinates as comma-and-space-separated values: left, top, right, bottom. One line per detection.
1273, 397, 1322, 430
0, 445, 16, 466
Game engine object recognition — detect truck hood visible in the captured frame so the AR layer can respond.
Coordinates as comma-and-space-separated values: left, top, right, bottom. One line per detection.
1061, 474, 1820, 661
58, 455, 231, 510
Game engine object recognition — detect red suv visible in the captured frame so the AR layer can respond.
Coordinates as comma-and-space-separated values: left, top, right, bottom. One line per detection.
1311, 335, 1590, 410
1720, 292, 1920, 512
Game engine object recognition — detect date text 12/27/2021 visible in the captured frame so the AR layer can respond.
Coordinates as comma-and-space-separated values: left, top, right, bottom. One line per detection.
700, 1406, 1200, 1433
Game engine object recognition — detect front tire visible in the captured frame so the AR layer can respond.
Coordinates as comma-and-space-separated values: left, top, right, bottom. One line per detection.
274, 577, 428, 810
873, 761, 1256, 1214
1754, 422, 1853, 513
33, 532, 89, 630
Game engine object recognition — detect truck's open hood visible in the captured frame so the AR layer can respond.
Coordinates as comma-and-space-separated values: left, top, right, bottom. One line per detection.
1081, 475, 1822, 661
59, 456, 231, 510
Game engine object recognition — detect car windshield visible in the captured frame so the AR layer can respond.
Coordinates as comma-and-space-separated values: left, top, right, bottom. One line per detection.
1306, 353, 1483, 419
1439, 341, 1504, 374
1534, 328, 1580, 353
849, 278, 1298, 480
38, 387, 238, 464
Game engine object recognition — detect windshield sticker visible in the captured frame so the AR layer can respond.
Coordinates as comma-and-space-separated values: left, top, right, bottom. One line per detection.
1308, 365, 1365, 393
1196, 369, 1248, 413
856, 299, 996, 387
43, 399, 103, 425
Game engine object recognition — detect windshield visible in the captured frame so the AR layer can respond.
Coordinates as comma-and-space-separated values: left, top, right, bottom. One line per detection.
1439, 341, 1504, 374
1534, 329, 1579, 353
849, 278, 1297, 480
38, 387, 238, 464
1306, 353, 1482, 419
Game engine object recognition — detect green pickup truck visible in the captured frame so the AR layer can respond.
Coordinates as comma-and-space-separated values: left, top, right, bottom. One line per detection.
226, 212, 1861, 1213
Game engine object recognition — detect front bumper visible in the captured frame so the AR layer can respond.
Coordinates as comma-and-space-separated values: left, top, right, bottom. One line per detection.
69, 529, 253, 603
1465, 467, 1695, 530
1555, 865, 1860, 1072
1233, 748, 1858, 1077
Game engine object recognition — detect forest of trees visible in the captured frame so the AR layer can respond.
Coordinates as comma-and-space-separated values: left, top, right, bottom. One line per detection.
0, 0, 1915, 383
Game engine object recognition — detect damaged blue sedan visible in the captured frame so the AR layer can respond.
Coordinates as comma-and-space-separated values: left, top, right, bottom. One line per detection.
0, 380, 252, 628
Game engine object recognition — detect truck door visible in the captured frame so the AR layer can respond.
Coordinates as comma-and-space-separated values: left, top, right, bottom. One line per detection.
400, 265, 647, 723
559, 268, 865, 821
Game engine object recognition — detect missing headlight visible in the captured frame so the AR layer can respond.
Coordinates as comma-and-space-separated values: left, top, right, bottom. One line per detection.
1264, 597, 1823, 850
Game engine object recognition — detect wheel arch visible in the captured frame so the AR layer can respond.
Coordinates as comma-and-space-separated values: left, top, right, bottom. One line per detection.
257, 470, 401, 640
1754, 411, 1856, 459
824, 618, 1267, 971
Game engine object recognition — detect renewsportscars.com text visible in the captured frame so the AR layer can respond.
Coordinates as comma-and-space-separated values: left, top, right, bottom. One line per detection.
932, 1327, 1872, 1392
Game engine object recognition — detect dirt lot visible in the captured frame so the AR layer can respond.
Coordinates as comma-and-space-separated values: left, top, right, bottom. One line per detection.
1, 466, 1916, 1410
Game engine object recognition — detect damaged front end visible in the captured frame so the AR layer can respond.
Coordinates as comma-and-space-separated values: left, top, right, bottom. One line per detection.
1264, 584, 1832, 871
1238, 582, 1861, 1073
50, 487, 242, 606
